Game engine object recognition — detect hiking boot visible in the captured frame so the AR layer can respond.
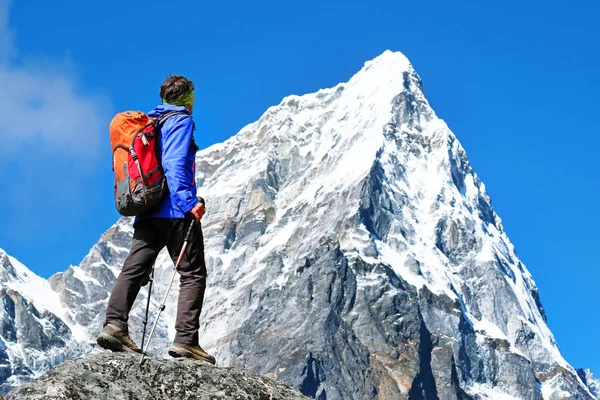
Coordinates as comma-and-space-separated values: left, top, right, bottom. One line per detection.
168, 342, 216, 364
96, 323, 142, 354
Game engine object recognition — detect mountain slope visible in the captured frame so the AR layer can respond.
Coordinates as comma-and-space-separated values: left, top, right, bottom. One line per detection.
1, 50, 596, 399
0, 249, 88, 394
579, 370, 600, 399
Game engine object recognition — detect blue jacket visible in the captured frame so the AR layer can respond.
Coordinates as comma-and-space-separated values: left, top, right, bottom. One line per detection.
137, 104, 198, 221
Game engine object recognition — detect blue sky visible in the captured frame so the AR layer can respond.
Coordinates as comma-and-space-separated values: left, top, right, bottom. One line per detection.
0, 0, 598, 376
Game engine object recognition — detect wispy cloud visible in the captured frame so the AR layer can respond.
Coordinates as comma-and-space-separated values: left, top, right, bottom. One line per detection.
0, 0, 110, 156
0, 0, 113, 251
0, 65, 110, 154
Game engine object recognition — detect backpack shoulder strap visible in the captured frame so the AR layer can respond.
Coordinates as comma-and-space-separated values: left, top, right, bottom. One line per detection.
154, 110, 191, 127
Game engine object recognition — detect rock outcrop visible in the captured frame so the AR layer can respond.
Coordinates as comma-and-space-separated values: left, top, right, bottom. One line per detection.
6, 352, 310, 400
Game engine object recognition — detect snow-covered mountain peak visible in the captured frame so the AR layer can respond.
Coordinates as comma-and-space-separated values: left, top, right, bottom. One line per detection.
0, 249, 49, 301
350, 49, 413, 88
196, 51, 436, 233
221, 50, 424, 148
0, 249, 87, 341
364, 49, 411, 67
186, 51, 595, 398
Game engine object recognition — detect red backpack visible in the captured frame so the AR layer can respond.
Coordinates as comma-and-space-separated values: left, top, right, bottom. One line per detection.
109, 110, 187, 216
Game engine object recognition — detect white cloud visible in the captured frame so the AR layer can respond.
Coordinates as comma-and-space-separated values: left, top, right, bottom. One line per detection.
0, 66, 110, 154
0, 0, 110, 156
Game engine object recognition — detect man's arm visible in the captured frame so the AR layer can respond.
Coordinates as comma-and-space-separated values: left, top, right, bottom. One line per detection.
161, 116, 198, 215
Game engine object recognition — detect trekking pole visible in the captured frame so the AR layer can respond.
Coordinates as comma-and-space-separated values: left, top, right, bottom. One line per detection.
140, 266, 155, 351
139, 218, 197, 365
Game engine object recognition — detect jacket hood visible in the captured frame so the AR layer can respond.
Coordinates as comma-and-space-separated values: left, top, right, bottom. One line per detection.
148, 104, 189, 118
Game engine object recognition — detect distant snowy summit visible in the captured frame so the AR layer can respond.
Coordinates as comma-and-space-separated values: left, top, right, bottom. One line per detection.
1, 51, 599, 399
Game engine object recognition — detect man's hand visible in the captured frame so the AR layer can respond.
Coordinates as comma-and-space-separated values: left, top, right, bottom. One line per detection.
189, 203, 205, 222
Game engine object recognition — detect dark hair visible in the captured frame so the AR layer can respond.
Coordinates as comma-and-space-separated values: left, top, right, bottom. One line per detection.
160, 75, 194, 103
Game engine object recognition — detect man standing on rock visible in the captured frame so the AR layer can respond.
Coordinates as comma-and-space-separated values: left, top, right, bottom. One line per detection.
97, 76, 215, 364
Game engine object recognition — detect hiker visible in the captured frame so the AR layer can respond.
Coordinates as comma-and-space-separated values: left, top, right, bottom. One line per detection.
97, 75, 215, 364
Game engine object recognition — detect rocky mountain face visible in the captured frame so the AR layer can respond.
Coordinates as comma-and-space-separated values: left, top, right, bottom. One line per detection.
0, 51, 597, 399
0, 250, 88, 394
6, 352, 310, 400
579, 370, 600, 399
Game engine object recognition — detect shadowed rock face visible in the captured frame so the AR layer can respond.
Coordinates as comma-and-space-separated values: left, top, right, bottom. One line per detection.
0, 51, 598, 399
5, 352, 310, 400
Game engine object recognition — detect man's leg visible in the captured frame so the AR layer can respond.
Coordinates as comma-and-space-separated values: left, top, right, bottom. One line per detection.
163, 219, 214, 363
105, 219, 165, 332
165, 219, 207, 345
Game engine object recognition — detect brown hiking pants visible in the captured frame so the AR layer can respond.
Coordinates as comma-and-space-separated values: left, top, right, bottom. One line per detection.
105, 217, 207, 345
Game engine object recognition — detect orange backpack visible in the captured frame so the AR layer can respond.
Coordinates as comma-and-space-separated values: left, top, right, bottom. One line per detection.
109, 110, 186, 216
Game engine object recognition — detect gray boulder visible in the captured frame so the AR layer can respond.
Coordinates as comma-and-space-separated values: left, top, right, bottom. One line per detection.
6, 352, 310, 400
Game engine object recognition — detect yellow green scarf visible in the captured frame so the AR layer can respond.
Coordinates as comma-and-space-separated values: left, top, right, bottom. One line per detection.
162, 91, 195, 109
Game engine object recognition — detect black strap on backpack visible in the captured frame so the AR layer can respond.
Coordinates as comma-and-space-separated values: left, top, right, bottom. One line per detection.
155, 110, 191, 128
153, 110, 198, 164
156, 110, 199, 152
